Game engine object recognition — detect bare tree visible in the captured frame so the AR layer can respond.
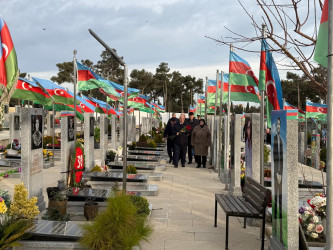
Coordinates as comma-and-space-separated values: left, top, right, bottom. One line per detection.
206, 0, 326, 93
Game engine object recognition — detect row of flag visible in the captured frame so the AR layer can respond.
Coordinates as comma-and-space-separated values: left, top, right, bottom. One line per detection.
0, 15, 165, 119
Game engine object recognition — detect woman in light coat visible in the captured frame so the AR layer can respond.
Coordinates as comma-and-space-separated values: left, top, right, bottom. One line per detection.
191, 119, 211, 168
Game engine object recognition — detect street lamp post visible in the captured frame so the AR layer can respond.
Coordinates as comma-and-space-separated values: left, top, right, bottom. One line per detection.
88, 29, 129, 192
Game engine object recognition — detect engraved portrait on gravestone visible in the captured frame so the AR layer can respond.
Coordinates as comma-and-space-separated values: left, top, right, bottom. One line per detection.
90, 117, 94, 137
68, 116, 74, 141
243, 115, 252, 177
31, 115, 43, 149
14, 115, 20, 130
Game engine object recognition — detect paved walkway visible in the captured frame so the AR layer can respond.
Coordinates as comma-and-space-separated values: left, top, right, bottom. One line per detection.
142, 161, 269, 250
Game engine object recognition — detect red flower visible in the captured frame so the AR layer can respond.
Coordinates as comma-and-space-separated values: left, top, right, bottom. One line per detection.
186, 125, 191, 130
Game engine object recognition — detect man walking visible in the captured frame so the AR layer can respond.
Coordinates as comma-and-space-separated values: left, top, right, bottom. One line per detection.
163, 117, 177, 163
173, 114, 189, 168
185, 112, 199, 164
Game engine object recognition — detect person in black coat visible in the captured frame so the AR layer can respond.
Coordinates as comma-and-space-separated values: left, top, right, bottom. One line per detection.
185, 112, 199, 164
163, 117, 177, 163
173, 114, 190, 168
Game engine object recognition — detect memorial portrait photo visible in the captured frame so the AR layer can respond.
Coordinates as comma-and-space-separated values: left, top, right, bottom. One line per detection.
31, 115, 43, 149
90, 117, 94, 137
243, 115, 252, 177
14, 115, 20, 130
271, 111, 287, 247
68, 116, 74, 141
50, 114, 53, 129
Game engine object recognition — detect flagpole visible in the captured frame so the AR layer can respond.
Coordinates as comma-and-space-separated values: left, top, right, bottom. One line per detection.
326, 0, 333, 244
52, 103, 55, 162
259, 24, 266, 185
88, 29, 128, 192
224, 46, 232, 189
205, 77, 208, 122
218, 71, 224, 177
73, 50, 77, 143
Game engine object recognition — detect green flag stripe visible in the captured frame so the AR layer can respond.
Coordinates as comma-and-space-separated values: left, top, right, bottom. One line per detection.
229, 72, 258, 87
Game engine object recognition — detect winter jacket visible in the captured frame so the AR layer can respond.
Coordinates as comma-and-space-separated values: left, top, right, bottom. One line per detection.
191, 125, 211, 156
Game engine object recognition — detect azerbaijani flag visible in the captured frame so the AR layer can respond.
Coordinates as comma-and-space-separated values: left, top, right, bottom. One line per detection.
259, 38, 284, 127
12, 78, 51, 105
229, 51, 258, 87
207, 74, 223, 106
306, 101, 327, 121
33, 77, 77, 105
222, 82, 259, 103
314, 0, 328, 67
284, 101, 305, 121
0, 17, 18, 101
76, 60, 120, 99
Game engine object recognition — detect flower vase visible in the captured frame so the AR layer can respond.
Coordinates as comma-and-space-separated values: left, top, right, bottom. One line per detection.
322, 218, 326, 236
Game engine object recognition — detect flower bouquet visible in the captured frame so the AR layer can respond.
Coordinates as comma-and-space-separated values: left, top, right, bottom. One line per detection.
308, 194, 326, 219
179, 125, 191, 134
299, 206, 325, 242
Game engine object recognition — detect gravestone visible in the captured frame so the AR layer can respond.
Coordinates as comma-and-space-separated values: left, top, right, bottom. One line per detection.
84, 113, 94, 170
119, 116, 124, 147
298, 131, 305, 164
111, 115, 117, 149
127, 115, 132, 142
46, 114, 53, 136
229, 114, 241, 195
21, 108, 45, 211
132, 116, 136, 142
9, 112, 20, 143
61, 113, 75, 182
244, 113, 260, 183
311, 134, 320, 169
269, 110, 299, 249
99, 114, 108, 162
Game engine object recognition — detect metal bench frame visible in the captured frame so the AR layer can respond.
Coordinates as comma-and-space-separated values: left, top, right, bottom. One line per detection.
214, 177, 271, 250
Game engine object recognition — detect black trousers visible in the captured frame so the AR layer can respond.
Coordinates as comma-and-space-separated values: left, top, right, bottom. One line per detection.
188, 137, 193, 162
273, 172, 283, 243
167, 139, 174, 161
173, 144, 187, 167
195, 155, 207, 167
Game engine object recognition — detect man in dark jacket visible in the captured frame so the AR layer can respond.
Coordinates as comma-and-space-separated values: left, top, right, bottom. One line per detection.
185, 112, 199, 164
163, 117, 177, 163
173, 114, 189, 168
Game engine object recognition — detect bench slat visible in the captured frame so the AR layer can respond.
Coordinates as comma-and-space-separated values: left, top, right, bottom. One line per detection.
216, 194, 234, 214
237, 196, 260, 217
223, 195, 247, 216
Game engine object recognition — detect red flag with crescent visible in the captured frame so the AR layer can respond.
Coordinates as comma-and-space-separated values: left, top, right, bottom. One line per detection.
74, 146, 84, 184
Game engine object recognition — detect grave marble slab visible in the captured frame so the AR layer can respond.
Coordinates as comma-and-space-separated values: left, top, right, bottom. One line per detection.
128, 150, 162, 156
135, 147, 164, 151
107, 162, 155, 171
29, 220, 82, 240
89, 172, 148, 182
119, 155, 160, 162
0, 159, 21, 167
64, 188, 111, 202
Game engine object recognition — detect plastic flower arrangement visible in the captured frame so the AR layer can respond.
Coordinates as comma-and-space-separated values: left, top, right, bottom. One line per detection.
299, 206, 325, 241
0, 145, 6, 152
11, 139, 21, 151
308, 194, 326, 219
43, 149, 53, 160
9, 183, 40, 219
77, 138, 84, 144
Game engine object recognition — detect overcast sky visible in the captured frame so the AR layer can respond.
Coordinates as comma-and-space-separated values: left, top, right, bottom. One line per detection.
1, 0, 319, 87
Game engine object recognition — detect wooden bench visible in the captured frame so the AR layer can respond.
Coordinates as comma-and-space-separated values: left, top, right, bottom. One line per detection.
214, 177, 271, 250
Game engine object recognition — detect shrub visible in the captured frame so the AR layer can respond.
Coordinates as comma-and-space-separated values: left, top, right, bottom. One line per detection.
154, 134, 163, 144
91, 165, 102, 173
136, 141, 149, 147
10, 183, 39, 219
128, 141, 136, 150
264, 145, 270, 163
43, 136, 59, 148
147, 140, 157, 148
5, 143, 11, 149
138, 134, 148, 143
94, 127, 100, 143
129, 195, 150, 216
80, 194, 152, 250
320, 147, 326, 162
127, 165, 137, 174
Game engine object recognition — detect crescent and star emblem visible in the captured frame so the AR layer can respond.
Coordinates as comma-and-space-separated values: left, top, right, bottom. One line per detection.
245, 86, 252, 93
22, 81, 29, 90
2, 43, 8, 58
54, 88, 64, 96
